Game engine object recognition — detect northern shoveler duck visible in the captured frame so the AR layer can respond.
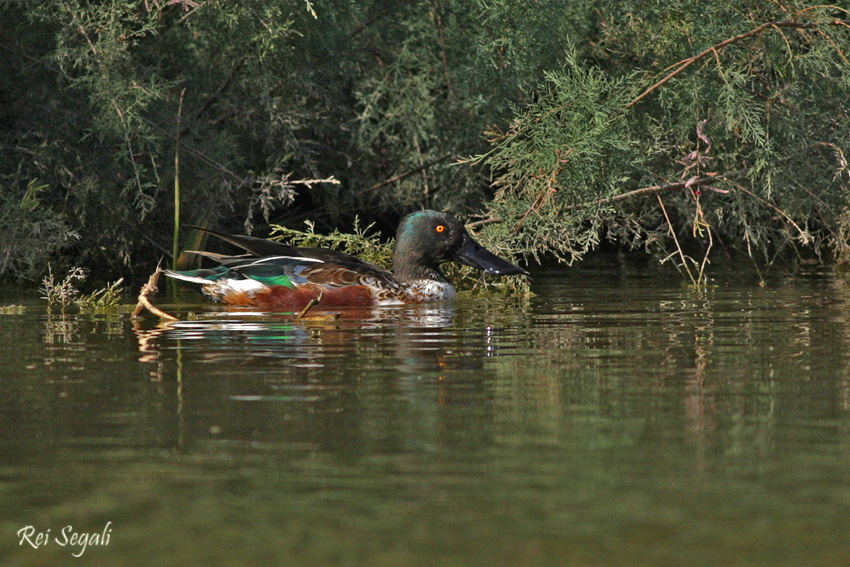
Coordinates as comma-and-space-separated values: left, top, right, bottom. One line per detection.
164, 210, 527, 308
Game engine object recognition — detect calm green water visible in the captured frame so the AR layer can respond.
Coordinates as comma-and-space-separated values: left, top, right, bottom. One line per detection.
2, 263, 850, 566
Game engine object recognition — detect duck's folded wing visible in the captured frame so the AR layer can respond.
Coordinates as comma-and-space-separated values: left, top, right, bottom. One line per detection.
298, 261, 398, 289
186, 225, 391, 278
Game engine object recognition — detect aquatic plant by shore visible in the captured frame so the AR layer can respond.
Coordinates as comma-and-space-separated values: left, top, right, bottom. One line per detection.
40, 266, 125, 312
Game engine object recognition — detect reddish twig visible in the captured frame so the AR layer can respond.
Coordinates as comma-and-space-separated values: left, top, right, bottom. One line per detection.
512, 148, 572, 233
368, 153, 455, 191
626, 19, 846, 109
579, 168, 751, 209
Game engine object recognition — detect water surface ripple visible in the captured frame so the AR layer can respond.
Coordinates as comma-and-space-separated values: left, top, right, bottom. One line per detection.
2, 264, 850, 565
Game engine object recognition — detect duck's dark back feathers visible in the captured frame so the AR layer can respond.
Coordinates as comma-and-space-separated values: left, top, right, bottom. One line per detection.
185, 225, 393, 280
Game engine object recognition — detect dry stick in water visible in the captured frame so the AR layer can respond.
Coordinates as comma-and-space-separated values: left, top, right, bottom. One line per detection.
295, 291, 323, 320
132, 266, 179, 321
656, 194, 697, 286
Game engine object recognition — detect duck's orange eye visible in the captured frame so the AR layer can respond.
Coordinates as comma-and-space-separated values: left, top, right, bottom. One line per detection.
435, 224, 445, 233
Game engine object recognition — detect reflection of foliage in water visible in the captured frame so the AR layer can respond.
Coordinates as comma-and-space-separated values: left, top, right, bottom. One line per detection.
4, 273, 850, 565
480, 286, 846, 458
42, 314, 80, 346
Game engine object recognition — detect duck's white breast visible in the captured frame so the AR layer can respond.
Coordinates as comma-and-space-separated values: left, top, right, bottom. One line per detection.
404, 280, 457, 303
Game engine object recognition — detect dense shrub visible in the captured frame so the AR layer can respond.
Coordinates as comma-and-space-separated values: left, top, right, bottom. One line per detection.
0, 0, 848, 283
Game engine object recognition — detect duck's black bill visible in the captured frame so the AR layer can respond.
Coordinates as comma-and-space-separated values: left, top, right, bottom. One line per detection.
456, 233, 528, 276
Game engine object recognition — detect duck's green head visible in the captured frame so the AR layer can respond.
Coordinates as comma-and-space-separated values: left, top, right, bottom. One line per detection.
392, 210, 527, 282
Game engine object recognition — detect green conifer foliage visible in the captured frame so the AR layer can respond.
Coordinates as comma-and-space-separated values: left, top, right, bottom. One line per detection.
0, 0, 848, 283
475, 2, 850, 278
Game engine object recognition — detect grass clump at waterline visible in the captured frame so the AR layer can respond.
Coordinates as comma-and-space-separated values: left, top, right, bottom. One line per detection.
40, 265, 126, 313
